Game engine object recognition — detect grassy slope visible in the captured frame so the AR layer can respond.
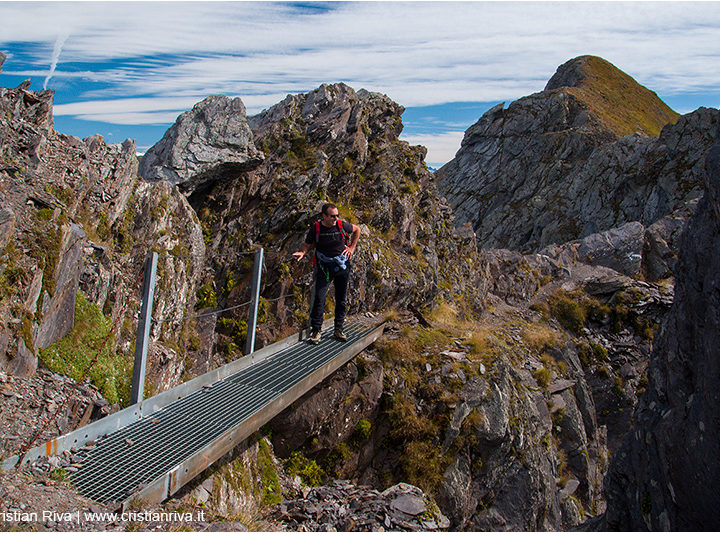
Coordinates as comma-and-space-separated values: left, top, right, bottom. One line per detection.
566, 55, 680, 137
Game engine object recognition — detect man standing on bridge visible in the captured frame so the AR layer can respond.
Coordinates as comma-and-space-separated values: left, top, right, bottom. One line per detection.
293, 203, 361, 344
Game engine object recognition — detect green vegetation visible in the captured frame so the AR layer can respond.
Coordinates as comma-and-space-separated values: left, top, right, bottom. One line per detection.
44, 183, 75, 207
50, 468, 70, 483
567, 55, 680, 137
533, 366, 552, 389
114, 207, 135, 254
401, 440, 446, 496
257, 439, 283, 506
0, 242, 28, 303
548, 288, 612, 335
548, 289, 587, 335
196, 282, 217, 310
285, 131, 316, 171
96, 212, 111, 242
352, 419, 372, 444
24, 220, 62, 298
521, 324, 562, 353
39, 292, 132, 406
610, 289, 658, 340
286, 451, 325, 486
576, 339, 609, 367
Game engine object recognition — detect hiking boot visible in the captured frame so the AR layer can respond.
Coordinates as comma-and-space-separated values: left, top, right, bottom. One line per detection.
308, 329, 322, 344
334, 327, 347, 342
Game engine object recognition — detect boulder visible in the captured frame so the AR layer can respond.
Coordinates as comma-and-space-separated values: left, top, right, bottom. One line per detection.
575, 221, 644, 276
138, 95, 264, 193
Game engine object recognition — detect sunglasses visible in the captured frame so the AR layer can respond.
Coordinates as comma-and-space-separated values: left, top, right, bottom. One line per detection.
325, 213, 340, 219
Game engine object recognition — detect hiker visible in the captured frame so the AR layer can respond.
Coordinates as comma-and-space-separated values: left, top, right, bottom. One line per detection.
293, 203, 361, 343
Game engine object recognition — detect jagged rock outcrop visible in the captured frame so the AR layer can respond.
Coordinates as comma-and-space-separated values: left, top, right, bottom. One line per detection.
0, 77, 209, 402
138, 95, 264, 193
264, 241, 674, 530
166, 82, 485, 355
603, 112, 720, 530
437, 55, 716, 254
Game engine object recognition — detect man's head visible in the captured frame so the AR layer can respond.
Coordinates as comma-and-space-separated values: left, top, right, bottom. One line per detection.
321, 203, 340, 226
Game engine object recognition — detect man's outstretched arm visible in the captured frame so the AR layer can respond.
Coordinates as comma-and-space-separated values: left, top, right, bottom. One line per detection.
293, 241, 314, 261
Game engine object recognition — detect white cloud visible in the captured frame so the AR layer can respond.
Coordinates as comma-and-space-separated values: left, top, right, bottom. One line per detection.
401, 131, 467, 169
2, 1, 720, 139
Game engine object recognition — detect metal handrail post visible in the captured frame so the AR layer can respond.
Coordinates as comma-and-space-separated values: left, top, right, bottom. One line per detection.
131, 251, 158, 405
244, 248, 264, 354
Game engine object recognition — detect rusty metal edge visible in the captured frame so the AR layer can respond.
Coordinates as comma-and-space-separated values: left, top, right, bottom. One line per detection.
120, 322, 385, 508
1, 318, 337, 472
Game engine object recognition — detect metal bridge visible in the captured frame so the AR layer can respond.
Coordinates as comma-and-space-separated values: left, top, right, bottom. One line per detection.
2, 318, 384, 509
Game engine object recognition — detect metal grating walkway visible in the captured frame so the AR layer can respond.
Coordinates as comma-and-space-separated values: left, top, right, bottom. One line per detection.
69, 322, 376, 504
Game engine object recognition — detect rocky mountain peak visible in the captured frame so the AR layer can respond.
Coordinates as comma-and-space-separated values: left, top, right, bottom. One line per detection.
136, 80, 481, 363
544, 54, 595, 90
546, 55, 679, 137
437, 55, 714, 254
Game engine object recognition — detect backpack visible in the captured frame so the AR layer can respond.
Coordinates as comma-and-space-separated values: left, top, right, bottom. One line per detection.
313, 219, 349, 266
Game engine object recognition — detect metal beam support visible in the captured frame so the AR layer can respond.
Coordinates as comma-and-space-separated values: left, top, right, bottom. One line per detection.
244, 248, 263, 355
131, 252, 158, 405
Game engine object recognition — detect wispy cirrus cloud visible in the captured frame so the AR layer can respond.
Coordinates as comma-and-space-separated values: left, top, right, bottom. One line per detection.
1, 1, 719, 166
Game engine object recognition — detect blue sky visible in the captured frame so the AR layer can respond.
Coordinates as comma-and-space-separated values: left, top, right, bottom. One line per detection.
1, 2, 719, 168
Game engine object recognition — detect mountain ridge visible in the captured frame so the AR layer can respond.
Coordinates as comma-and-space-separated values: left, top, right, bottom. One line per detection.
436, 56, 715, 254
0, 53, 718, 531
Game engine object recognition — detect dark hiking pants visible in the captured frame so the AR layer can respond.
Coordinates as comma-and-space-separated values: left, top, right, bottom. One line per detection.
309, 262, 349, 332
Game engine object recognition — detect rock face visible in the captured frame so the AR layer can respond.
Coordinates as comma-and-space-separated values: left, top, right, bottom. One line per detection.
603, 111, 720, 529
0, 77, 209, 403
138, 95, 265, 193
177, 82, 484, 354
437, 55, 716, 254
537, 210, 695, 282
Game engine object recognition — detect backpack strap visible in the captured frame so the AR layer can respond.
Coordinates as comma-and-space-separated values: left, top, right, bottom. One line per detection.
313, 221, 321, 266
337, 219, 349, 246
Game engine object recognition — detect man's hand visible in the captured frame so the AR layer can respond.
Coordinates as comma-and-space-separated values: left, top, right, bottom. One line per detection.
341, 245, 355, 260
294, 243, 312, 261
342, 225, 361, 260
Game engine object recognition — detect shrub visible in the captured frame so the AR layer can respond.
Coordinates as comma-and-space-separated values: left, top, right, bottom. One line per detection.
387, 393, 439, 441
467, 327, 499, 369
196, 282, 217, 310
548, 289, 587, 334
522, 324, 561, 353
401, 441, 445, 497
353, 419, 372, 444
286, 451, 325, 487
533, 367, 552, 389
